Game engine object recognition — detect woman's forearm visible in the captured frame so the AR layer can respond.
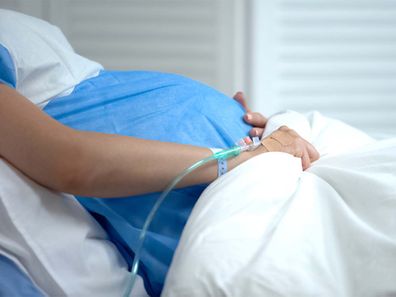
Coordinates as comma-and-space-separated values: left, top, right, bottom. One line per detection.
67, 131, 253, 197
0, 84, 255, 198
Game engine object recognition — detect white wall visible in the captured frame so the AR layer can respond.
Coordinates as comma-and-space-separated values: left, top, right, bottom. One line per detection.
0, 0, 247, 98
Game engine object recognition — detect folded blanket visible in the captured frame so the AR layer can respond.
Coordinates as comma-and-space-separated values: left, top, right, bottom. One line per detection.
163, 111, 396, 297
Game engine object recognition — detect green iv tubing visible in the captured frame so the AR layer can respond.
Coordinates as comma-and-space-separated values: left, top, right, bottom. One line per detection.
123, 137, 260, 297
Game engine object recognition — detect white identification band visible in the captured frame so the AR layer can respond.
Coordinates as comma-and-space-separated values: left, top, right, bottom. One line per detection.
217, 158, 227, 176
209, 148, 228, 178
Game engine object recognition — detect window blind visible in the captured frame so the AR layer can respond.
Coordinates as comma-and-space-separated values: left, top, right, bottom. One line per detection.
47, 0, 246, 96
251, 0, 396, 138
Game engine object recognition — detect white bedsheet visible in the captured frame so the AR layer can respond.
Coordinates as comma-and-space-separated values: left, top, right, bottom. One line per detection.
163, 111, 396, 297
0, 157, 149, 297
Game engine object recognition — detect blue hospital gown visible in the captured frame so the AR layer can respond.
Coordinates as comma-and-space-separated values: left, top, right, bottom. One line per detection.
0, 44, 16, 88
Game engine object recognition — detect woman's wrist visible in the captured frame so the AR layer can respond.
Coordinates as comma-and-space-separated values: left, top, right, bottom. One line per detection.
246, 144, 269, 160
226, 145, 265, 171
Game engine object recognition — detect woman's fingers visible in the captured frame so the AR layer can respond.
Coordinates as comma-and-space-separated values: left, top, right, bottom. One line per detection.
233, 91, 268, 133
244, 112, 267, 128
249, 127, 264, 137
301, 148, 311, 170
262, 126, 319, 170
233, 91, 250, 112
305, 141, 320, 163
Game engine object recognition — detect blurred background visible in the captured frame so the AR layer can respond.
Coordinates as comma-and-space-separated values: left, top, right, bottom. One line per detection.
1, 0, 396, 139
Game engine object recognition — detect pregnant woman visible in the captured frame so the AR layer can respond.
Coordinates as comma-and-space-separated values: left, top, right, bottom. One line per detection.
0, 9, 319, 296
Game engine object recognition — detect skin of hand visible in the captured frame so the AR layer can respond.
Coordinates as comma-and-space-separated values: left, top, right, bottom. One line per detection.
260, 126, 320, 170
233, 91, 320, 170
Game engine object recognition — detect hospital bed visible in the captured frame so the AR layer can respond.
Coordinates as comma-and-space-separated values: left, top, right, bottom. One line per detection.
1, 8, 396, 297
2, 110, 396, 297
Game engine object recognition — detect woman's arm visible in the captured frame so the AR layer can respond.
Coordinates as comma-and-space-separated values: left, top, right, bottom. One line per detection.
0, 85, 318, 198
0, 85, 251, 197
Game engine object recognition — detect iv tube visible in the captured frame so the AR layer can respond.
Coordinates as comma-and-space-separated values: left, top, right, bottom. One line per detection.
123, 138, 260, 297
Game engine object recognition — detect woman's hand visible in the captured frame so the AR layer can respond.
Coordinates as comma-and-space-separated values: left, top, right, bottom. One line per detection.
261, 126, 320, 170
233, 91, 267, 137
233, 91, 319, 170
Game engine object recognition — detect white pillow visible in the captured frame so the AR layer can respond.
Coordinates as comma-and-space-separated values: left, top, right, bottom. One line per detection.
0, 9, 103, 108
0, 158, 132, 297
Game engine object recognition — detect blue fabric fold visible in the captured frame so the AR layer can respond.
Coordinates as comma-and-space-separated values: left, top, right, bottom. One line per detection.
0, 44, 16, 88
0, 254, 44, 297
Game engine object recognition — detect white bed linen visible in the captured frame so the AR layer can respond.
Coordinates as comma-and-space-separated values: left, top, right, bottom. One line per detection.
163, 111, 396, 297
0, 158, 148, 297
0, 9, 103, 108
